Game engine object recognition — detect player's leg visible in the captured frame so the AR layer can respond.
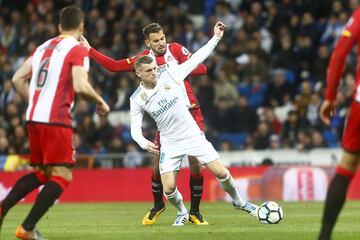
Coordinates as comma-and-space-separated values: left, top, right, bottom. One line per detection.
318, 151, 359, 240
319, 103, 360, 239
188, 108, 206, 219
0, 124, 49, 232
16, 166, 72, 239
15, 124, 74, 239
142, 131, 165, 225
205, 159, 259, 218
151, 153, 165, 210
187, 155, 208, 225
0, 169, 49, 231
161, 171, 188, 226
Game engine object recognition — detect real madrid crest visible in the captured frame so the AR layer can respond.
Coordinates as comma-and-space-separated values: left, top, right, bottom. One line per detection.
140, 93, 148, 101
163, 84, 170, 91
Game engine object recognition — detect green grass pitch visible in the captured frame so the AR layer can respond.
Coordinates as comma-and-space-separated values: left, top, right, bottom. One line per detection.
1, 201, 360, 240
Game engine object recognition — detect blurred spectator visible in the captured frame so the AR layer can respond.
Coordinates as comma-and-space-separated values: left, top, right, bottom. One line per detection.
295, 81, 312, 120
74, 132, 92, 154
296, 130, 312, 151
0, 79, 15, 110
95, 116, 115, 149
0, 136, 9, 155
219, 140, 233, 152
311, 130, 328, 148
306, 93, 322, 128
213, 70, 238, 107
269, 134, 281, 150
114, 77, 132, 110
229, 95, 258, 133
261, 108, 282, 134
253, 122, 272, 150
281, 110, 303, 148
260, 157, 274, 166
264, 69, 294, 107
210, 97, 232, 132
123, 143, 143, 168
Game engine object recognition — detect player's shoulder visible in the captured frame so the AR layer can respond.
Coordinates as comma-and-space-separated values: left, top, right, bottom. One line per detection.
169, 42, 185, 52
139, 49, 151, 57
353, 8, 360, 16
130, 85, 143, 101
169, 42, 191, 57
349, 8, 360, 21
36, 38, 55, 52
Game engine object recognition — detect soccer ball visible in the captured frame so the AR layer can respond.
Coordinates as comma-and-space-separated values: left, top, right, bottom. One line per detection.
257, 201, 283, 224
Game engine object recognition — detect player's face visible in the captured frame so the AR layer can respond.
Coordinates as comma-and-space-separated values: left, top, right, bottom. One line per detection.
137, 62, 158, 88
145, 31, 167, 55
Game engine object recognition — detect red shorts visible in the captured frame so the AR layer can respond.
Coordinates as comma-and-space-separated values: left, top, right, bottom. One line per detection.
153, 107, 205, 146
342, 102, 360, 152
27, 123, 75, 166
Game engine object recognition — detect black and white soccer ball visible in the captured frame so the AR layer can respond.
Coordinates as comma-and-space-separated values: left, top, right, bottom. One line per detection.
257, 201, 283, 224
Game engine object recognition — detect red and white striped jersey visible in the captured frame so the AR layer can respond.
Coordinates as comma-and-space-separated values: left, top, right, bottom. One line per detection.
26, 35, 89, 126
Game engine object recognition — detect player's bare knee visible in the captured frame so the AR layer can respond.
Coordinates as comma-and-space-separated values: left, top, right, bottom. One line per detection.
163, 184, 176, 194
216, 169, 229, 180
51, 166, 73, 182
164, 187, 177, 196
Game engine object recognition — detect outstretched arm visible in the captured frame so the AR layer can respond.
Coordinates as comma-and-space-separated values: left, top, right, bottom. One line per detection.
190, 64, 207, 76
169, 22, 226, 82
80, 35, 135, 72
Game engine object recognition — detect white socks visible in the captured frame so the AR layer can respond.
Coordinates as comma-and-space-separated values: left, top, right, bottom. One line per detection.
217, 170, 246, 207
165, 188, 187, 214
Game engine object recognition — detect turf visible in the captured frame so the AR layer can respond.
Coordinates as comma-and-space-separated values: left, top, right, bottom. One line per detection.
1, 201, 360, 240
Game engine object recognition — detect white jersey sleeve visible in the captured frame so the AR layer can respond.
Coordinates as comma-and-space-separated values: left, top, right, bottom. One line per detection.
130, 98, 151, 150
168, 36, 220, 83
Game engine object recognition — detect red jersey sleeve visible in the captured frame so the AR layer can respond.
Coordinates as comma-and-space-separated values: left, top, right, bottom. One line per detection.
326, 9, 360, 101
68, 45, 89, 66
169, 43, 207, 76
67, 45, 90, 74
89, 47, 138, 72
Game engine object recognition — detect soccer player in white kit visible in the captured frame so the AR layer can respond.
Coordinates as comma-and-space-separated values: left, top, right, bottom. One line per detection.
130, 22, 259, 226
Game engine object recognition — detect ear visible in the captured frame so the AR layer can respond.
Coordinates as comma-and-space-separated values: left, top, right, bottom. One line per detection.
79, 22, 84, 33
144, 39, 150, 48
135, 71, 141, 78
58, 24, 62, 33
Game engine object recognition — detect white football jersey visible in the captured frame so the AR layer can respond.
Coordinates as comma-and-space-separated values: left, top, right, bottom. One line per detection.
130, 36, 220, 149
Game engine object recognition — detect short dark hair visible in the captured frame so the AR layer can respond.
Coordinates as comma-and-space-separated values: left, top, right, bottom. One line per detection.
142, 23, 163, 39
60, 6, 84, 31
135, 56, 154, 70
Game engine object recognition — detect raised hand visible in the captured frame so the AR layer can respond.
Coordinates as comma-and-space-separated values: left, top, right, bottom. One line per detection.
213, 21, 227, 39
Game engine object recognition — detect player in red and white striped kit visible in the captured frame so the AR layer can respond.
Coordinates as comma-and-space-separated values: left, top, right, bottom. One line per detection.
81, 23, 208, 225
0, 6, 109, 239
319, 8, 360, 240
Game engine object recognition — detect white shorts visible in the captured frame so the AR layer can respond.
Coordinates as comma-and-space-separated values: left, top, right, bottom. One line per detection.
159, 134, 220, 174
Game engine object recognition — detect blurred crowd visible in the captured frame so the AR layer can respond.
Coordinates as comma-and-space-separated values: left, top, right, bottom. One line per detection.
0, 0, 358, 167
